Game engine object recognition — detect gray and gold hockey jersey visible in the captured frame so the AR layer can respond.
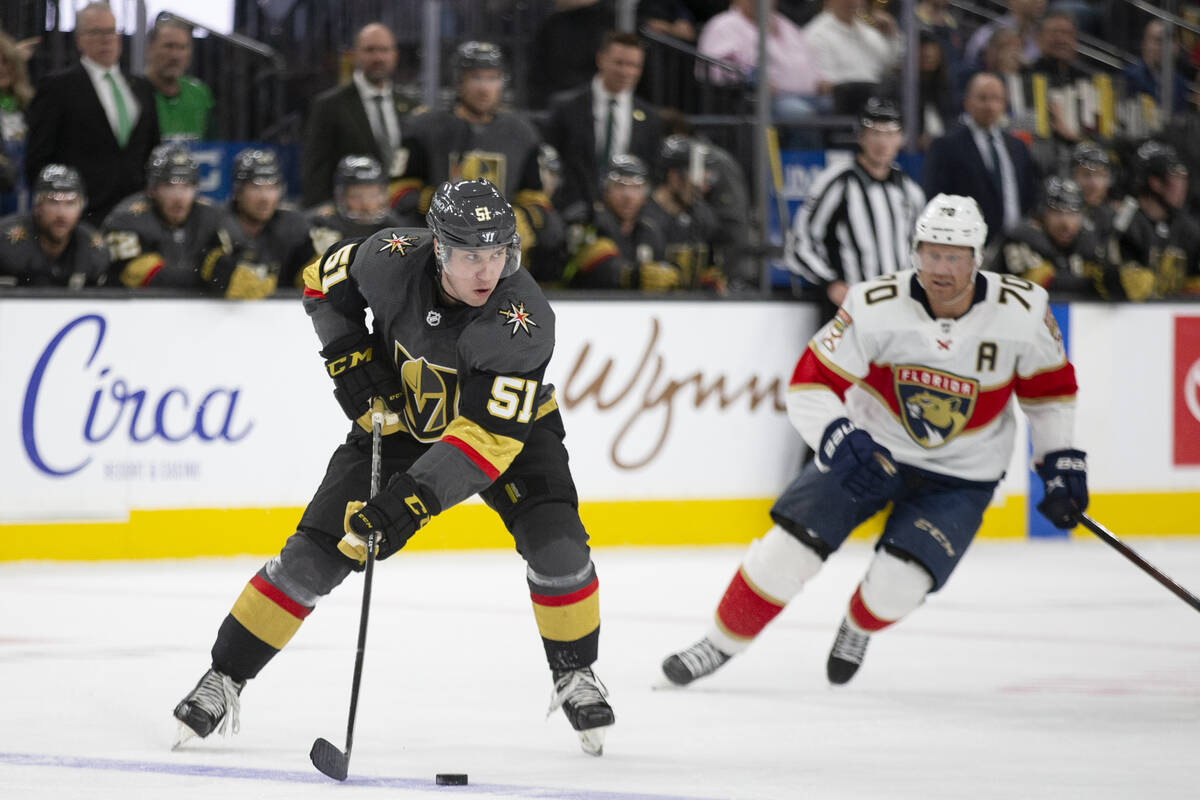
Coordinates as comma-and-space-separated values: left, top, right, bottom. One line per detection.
0, 212, 110, 288
302, 227, 557, 512
102, 193, 224, 289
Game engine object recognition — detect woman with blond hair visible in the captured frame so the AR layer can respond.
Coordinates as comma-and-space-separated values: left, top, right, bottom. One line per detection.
0, 31, 35, 213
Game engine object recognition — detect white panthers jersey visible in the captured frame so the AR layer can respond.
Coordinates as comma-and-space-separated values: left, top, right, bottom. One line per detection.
788, 270, 1078, 482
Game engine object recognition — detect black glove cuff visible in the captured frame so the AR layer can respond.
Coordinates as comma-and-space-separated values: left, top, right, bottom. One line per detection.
321, 335, 401, 421
353, 473, 441, 559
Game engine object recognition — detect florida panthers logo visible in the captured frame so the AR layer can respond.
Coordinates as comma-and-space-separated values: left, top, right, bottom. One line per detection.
894, 366, 978, 448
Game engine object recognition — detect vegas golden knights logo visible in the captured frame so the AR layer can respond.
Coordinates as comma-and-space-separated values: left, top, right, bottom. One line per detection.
395, 343, 459, 442
894, 366, 978, 448
454, 150, 507, 193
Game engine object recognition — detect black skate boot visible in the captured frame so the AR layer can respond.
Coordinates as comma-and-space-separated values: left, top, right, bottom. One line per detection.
826, 618, 870, 685
172, 667, 245, 749
661, 638, 731, 686
547, 667, 615, 756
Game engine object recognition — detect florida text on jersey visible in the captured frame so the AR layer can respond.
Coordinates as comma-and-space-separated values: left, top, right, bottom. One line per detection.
788, 270, 1078, 481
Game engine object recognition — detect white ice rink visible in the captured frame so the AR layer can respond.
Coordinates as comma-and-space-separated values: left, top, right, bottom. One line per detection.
2, 538, 1198, 800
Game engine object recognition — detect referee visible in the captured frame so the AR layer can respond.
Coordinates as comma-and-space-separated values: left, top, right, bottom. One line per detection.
786, 97, 925, 317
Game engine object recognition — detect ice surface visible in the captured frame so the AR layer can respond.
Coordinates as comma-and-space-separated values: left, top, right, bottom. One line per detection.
2, 538, 1198, 799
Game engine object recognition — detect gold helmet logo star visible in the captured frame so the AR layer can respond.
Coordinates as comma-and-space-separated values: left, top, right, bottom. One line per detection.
498, 301, 538, 337
379, 233, 418, 255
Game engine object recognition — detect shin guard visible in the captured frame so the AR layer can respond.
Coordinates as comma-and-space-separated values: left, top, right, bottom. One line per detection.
847, 548, 934, 632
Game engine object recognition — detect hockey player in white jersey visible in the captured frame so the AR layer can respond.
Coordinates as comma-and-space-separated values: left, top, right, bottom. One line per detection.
662, 194, 1089, 687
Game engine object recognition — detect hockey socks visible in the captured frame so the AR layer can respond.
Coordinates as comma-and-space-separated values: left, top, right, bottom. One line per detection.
212, 569, 314, 682
708, 525, 824, 654
529, 564, 600, 672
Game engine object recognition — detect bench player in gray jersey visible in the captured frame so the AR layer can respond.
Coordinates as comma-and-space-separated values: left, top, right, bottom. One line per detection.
0, 164, 109, 288
305, 154, 415, 257
102, 143, 223, 289
172, 178, 615, 756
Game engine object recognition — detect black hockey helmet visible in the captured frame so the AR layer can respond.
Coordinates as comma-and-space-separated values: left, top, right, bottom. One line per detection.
147, 143, 199, 186
1041, 175, 1083, 213
334, 155, 386, 189
232, 148, 283, 188
1132, 139, 1186, 194
426, 179, 521, 277
34, 164, 85, 200
453, 41, 505, 83
604, 154, 649, 186
859, 96, 902, 132
1069, 141, 1110, 171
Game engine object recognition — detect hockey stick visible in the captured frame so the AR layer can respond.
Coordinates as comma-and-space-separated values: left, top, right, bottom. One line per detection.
1076, 513, 1200, 613
310, 411, 384, 781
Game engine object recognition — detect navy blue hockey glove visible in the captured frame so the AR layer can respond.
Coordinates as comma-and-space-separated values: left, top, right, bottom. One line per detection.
816, 418, 903, 505
1035, 449, 1088, 529
340, 473, 439, 563
321, 334, 406, 434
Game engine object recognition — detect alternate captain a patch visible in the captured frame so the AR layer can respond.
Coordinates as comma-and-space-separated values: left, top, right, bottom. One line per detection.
498, 301, 538, 337
894, 366, 979, 448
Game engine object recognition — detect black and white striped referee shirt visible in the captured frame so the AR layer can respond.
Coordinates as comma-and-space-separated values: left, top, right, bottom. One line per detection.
786, 157, 925, 287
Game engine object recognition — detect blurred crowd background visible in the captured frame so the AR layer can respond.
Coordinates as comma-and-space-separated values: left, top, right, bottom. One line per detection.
1, 0, 1198, 304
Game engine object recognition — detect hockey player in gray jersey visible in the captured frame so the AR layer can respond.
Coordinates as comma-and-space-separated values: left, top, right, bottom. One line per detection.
391, 42, 563, 278
199, 148, 317, 299
172, 179, 615, 756
0, 164, 109, 288
102, 143, 223, 289
306, 154, 416, 257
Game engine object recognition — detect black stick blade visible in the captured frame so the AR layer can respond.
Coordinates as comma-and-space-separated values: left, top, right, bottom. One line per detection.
310, 737, 349, 781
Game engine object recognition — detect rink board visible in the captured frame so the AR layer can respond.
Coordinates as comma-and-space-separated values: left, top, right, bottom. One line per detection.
0, 296, 1197, 559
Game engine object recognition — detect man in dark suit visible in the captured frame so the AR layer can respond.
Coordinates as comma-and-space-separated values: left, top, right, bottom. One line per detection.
543, 31, 665, 223
301, 22, 413, 208
25, 2, 160, 226
923, 72, 1038, 245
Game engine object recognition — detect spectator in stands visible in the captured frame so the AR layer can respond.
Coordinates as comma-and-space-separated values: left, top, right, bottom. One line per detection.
964, 0, 1045, 69
991, 175, 1117, 296
528, 0, 617, 109
302, 22, 412, 208
306, 155, 414, 258
102, 143, 223, 289
642, 135, 723, 291
543, 31, 665, 224
200, 148, 316, 300
697, 0, 830, 141
1068, 141, 1115, 240
639, 0, 700, 42
923, 72, 1038, 244
563, 154, 678, 290
1023, 11, 1089, 86
1110, 140, 1200, 300
145, 16, 214, 141
0, 164, 110, 288
393, 41, 562, 280
1122, 20, 1188, 115
803, 0, 903, 110
787, 97, 925, 320
884, 28, 954, 149
25, 2, 160, 226
915, 0, 965, 76
0, 32, 33, 215
974, 27, 1026, 120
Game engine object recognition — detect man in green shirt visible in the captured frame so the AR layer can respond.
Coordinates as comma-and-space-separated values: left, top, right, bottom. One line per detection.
145, 16, 213, 141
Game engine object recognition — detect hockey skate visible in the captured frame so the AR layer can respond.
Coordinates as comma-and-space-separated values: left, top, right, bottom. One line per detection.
547, 667, 615, 756
172, 667, 245, 749
826, 618, 870, 685
661, 637, 731, 686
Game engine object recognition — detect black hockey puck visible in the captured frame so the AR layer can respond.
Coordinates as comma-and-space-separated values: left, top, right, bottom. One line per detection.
435, 773, 468, 786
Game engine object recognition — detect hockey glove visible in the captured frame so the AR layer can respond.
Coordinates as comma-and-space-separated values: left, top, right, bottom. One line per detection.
1035, 449, 1088, 529
321, 335, 406, 435
815, 417, 903, 505
339, 473, 438, 563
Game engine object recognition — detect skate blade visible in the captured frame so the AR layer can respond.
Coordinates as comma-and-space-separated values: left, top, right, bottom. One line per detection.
577, 725, 609, 757
171, 720, 199, 751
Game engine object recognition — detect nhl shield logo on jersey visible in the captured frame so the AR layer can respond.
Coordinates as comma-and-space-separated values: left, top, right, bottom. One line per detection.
894, 366, 978, 448
498, 301, 538, 337
379, 233, 418, 255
